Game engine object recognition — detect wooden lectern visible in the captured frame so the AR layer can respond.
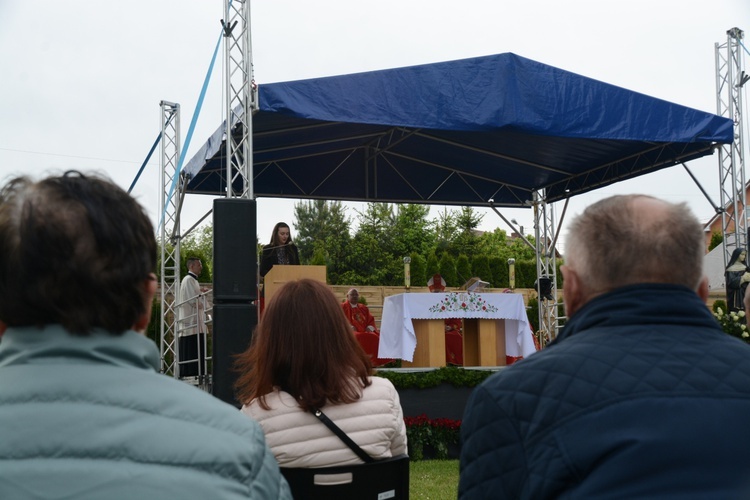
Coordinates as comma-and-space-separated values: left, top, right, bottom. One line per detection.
263, 265, 326, 304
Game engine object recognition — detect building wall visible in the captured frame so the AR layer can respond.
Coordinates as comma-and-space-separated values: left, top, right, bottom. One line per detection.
703, 184, 750, 250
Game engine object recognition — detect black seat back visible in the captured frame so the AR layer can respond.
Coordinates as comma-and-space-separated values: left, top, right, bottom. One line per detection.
280, 454, 410, 499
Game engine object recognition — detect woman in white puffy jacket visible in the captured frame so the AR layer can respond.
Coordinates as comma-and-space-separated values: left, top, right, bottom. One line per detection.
235, 279, 407, 468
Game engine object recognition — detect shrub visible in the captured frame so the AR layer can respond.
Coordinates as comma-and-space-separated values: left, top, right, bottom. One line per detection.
410, 252, 427, 288
488, 256, 508, 289
456, 254, 471, 285
713, 306, 750, 344
471, 255, 491, 285
405, 414, 461, 461
439, 253, 458, 287
376, 366, 493, 389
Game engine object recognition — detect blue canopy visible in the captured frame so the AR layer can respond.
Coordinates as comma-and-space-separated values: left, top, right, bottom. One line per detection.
184, 53, 732, 207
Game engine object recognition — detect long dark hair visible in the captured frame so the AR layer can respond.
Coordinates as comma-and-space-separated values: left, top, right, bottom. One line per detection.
234, 279, 372, 411
268, 222, 294, 247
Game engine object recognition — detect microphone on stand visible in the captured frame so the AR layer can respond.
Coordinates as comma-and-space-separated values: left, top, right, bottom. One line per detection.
260, 241, 298, 252
260, 235, 311, 255
257, 241, 302, 306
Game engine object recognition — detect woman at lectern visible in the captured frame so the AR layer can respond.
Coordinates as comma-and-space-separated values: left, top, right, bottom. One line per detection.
235, 279, 407, 467
259, 222, 300, 278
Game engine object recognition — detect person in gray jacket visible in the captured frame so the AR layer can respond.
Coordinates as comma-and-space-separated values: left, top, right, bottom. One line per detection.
0, 171, 290, 500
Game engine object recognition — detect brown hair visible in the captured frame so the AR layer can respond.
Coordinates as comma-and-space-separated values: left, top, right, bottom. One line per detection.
234, 279, 373, 411
0, 171, 156, 335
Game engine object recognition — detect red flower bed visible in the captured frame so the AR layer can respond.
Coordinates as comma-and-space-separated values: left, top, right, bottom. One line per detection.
404, 414, 461, 460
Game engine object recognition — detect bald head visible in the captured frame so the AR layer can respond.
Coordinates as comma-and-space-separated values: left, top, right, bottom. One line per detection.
562, 195, 706, 316
346, 288, 360, 306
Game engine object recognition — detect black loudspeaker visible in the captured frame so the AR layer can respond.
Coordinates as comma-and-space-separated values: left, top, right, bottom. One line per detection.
213, 198, 257, 302
535, 276, 555, 302
212, 303, 257, 407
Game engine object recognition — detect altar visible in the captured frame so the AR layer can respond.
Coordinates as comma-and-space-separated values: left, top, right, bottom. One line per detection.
379, 292, 536, 367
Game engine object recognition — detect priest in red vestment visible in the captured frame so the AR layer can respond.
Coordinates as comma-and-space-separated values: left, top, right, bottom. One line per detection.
342, 288, 379, 334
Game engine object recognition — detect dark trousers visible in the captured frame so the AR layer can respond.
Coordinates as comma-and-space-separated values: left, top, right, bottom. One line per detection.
178, 333, 206, 377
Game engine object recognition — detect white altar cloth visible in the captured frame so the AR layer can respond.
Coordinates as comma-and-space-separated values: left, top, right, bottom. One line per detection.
379, 292, 536, 362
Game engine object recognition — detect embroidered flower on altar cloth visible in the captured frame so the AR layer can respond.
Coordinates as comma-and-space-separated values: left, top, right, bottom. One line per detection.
428, 292, 498, 314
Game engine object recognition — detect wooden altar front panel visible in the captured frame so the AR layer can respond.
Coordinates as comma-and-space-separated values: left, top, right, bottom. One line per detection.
463, 319, 507, 367
400, 319, 446, 368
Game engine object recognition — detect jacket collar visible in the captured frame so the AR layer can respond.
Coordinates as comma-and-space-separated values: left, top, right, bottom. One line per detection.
0, 325, 160, 371
553, 283, 718, 346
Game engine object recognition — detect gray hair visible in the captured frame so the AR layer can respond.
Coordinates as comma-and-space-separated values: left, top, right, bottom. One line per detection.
564, 194, 704, 294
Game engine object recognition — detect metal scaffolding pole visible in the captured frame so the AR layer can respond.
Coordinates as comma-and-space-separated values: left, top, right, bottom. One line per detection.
532, 190, 562, 345
716, 27, 747, 266
222, 0, 257, 199
211, 0, 260, 404
158, 101, 182, 377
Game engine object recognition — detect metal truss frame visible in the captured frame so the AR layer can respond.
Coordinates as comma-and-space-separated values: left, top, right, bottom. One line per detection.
532, 190, 568, 346
490, 189, 567, 345
158, 101, 182, 378
716, 27, 747, 265
222, 0, 257, 199
156, 1, 258, 393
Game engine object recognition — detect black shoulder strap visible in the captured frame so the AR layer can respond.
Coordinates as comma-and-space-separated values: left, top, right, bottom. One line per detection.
311, 408, 375, 463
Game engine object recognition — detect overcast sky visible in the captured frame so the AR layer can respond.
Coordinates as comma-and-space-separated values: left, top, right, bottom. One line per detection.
1, 0, 748, 251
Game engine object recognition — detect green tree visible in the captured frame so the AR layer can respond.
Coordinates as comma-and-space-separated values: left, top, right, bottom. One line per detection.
425, 253, 440, 284
471, 255, 491, 284
456, 254, 472, 285
526, 297, 540, 332
434, 208, 458, 255
516, 259, 533, 288
489, 256, 508, 289
343, 203, 437, 286
708, 231, 723, 251
180, 225, 213, 282
508, 236, 537, 262
439, 253, 458, 287
477, 228, 511, 260
346, 203, 399, 285
293, 200, 352, 284
410, 252, 427, 288
391, 204, 435, 258
309, 246, 328, 266
452, 206, 484, 257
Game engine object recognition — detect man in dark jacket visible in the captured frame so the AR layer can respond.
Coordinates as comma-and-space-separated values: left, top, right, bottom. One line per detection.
459, 194, 750, 499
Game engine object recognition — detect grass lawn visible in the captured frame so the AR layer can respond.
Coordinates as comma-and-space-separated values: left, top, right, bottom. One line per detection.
410, 459, 459, 499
